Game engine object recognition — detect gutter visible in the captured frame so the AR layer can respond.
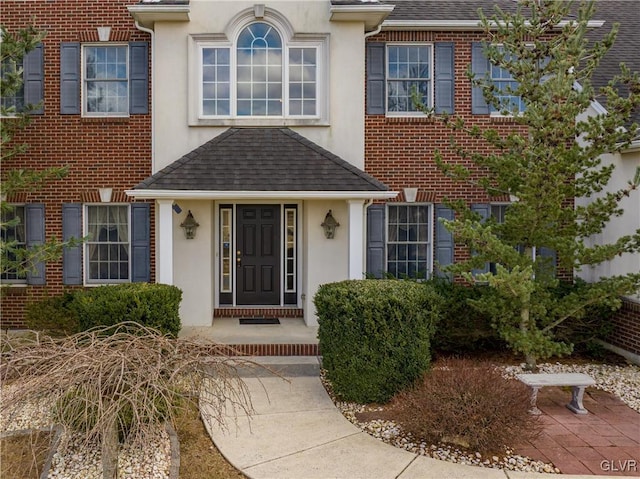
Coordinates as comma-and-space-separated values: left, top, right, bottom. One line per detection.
125, 190, 399, 201
381, 19, 605, 31
622, 138, 640, 154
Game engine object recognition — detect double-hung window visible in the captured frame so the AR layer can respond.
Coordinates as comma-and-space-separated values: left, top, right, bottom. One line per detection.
490, 51, 525, 114
197, 21, 324, 121
1, 57, 25, 111
85, 205, 130, 283
386, 204, 432, 279
471, 43, 526, 115
83, 45, 129, 116
1, 206, 27, 282
386, 44, 432, 114
60, 42, 147, 116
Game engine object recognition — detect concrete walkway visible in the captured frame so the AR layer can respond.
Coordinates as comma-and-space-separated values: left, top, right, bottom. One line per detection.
201, 357, 625, 479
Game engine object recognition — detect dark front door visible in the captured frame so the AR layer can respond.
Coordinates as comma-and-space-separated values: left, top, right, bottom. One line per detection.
236, 205, 280, 305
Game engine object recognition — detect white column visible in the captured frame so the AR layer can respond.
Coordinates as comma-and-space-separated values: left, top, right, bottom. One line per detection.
157, 199, 174, 285
348, 199, 365, 280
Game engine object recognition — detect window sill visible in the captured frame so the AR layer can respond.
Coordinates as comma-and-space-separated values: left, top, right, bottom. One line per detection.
83, 281, 131, 287
81, 116, 131, 125
0, 283, 28, 294
189, 118, 330, 127
383, 115, 437, 124
489, 114, 520, 123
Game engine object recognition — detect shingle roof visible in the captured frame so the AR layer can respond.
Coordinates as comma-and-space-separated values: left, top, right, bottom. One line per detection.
134, 128, 389, 192
383, 0, 521, 21
585, 1, 640, 125
371, 0, 639, 123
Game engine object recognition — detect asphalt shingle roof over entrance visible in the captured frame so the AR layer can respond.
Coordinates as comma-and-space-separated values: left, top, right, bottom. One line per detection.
134, 128, 389, 192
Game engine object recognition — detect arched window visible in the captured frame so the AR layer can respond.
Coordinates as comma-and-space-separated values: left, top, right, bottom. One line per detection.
196, 15, 326, 122
237, 22, 283, 116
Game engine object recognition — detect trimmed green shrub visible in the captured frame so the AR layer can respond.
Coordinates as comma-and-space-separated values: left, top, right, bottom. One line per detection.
315, 279, 442, 403
428, 280, 504, 354
25, 292, 80, 337
70, 283, 182, 337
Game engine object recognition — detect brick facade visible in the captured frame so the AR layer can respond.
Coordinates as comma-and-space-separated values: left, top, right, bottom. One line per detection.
607, 299, 640, 356
365, 31, 533, 273
365, 31, 527, 204
1, 1, 153, 328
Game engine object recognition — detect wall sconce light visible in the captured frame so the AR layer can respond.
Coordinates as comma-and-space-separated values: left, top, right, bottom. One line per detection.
321, 210, 340, 239
180, 210, 199, 239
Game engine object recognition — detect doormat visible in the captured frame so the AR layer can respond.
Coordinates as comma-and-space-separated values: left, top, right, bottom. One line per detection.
239, 318, 281, 325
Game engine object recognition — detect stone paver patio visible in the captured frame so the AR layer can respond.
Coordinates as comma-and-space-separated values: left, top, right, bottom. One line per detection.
514, 387, 640, 476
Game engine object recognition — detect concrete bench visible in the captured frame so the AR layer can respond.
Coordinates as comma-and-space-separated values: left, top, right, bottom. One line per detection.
516, 372, 596, 415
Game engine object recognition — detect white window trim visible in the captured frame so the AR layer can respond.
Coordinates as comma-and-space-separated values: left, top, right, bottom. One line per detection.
385, 203, 434, 280
81, 43, 130, 118
219, 206, 233, 294
488, 43, 532, 118
1, 204, 27, 284
83, 203, 132, 285
385, 43, 433, 118
283, 205, 297, 294
189, 30, 329, 126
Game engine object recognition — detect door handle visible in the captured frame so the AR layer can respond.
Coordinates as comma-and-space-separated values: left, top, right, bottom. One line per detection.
236, 250, 241, 267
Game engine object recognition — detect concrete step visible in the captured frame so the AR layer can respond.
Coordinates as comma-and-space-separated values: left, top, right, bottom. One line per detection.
232, 356, 322, 377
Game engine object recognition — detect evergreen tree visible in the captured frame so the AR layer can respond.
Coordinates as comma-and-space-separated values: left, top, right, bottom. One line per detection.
431, 0, 640, 368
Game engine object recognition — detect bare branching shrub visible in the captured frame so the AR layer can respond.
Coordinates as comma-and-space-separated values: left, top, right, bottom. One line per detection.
0, 322, 266, 453
391, 358, 542, 454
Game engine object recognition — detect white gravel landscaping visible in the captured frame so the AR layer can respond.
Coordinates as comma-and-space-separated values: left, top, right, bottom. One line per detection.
3, 360, 638, 477
0, 383, 172, 479
322, 361, 640, 475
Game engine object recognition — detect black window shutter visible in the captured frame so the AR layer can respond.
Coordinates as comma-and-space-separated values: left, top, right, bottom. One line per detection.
366, 42, 385, 115
470, 203, 491, 276
129, 42, 149, 114
366, 204, 386, 278
24, 44, 44, 114
25, 204, 45, 285
131, 203, 150, 283
434, 43, 454, 114
60, 43, 80, 114
471, 42, 490, 115
434, 204, 454, 279
62, 203, 83, 285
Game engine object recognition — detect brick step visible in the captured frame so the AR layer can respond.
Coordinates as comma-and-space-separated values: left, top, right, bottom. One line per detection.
214, 308, 304, 319
216, 343, 319, 357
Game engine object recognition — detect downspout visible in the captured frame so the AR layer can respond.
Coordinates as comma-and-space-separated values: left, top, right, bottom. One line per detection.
363, 21, 383, 277
364, 22, 383, 204
364, 23, 383, 38
134, 21, 155, 173
362, 198, 374, 277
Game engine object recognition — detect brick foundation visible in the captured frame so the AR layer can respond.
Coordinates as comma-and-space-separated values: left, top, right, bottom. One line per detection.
607, 298, 640, 356
215, 343, 319, 357
214, 308, 304, 319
